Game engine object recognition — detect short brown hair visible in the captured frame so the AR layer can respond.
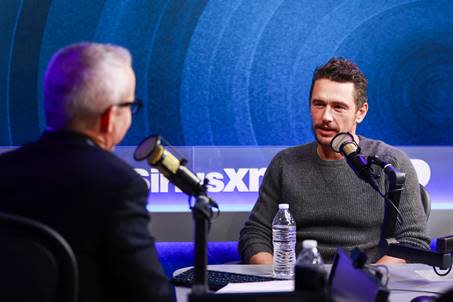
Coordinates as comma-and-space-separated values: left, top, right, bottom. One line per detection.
309, 58, 368, 108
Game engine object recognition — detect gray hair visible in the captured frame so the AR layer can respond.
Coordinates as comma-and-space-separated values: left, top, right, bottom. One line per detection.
44, 42, 132, 129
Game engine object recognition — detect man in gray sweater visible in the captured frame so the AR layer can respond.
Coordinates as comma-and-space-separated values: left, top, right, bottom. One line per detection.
238, 58, 430, 264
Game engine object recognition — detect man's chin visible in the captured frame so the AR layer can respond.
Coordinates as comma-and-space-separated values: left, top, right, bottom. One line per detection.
315, 133, 337, 147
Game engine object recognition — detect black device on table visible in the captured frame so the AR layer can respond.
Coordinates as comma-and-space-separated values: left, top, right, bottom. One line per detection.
328, 248, 389, 302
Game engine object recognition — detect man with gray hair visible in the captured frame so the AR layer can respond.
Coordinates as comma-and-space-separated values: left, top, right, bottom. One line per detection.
0, 42, 174, 301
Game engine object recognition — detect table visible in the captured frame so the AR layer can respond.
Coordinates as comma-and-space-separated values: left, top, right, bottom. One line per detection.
174, 264, 453, 302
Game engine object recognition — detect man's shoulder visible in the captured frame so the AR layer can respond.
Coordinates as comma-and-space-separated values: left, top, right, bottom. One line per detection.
0, 143, 38, 168
360, 136, 410, 162
74, 145, 142, 185
0, 137, 142, 187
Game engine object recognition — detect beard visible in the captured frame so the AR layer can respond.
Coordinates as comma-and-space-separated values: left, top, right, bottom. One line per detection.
311, 124, 339, 147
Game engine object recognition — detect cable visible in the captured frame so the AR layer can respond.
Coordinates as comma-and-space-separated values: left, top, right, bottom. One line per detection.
433, 265, 452, 277
188, 195, 220, 221
433, 253, 453, 276
375, 188, 404, 225
366, 157, 405, 225
367, 264, 390, 286
210, 197, 220, 222
188, 195, 194, 209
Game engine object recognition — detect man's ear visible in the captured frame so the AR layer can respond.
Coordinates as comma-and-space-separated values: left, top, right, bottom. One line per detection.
356, 102, 368, 124
100, 106, 113, 133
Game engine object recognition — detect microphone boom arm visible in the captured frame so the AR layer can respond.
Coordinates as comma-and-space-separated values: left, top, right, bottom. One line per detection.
366, 156, 405, 239
369, 157, 453, 272
330, 133, 453, 272
133, 135, 219, 294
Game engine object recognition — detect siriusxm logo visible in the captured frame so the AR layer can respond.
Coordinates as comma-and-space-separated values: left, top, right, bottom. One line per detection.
135, 159, 431, 194
135, 168, 267, 193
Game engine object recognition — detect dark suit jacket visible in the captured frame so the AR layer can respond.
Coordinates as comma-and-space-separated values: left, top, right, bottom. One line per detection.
0, 130, 174, 302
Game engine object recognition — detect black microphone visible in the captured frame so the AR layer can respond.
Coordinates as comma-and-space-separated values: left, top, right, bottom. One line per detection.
133, 135, 206, 197
330, 132, 379, 190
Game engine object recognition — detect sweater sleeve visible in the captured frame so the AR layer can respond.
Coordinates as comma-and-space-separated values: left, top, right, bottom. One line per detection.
386, 150, 431, 250
238, 153, 283, 263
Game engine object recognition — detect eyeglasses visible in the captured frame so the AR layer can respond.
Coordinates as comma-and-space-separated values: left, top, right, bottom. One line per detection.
117, 98, 144, 114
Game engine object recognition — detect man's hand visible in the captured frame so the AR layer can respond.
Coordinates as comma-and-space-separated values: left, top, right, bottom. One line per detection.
375, 255, 406, 264
249, 252, 273, 264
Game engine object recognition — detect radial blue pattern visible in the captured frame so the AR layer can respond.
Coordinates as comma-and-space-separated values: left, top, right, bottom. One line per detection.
0, 0, 23, 145
0, 0, 452, 146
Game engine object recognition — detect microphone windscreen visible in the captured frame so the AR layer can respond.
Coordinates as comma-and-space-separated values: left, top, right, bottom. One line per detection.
160, 150, 180, 174
341, 142, 358, 156
147, 144, 164, 164
331, 132, 355, 153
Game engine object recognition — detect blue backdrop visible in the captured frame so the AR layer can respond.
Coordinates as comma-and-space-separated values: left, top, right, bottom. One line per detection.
1, 0, 452, 147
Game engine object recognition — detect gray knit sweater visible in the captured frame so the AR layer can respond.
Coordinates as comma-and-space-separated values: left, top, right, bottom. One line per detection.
238, 137, 430, 263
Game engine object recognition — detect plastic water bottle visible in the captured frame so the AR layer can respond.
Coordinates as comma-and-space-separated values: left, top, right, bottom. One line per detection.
296, 240, 324, 266
272, 203, 296, 279
295, 239, 326, 291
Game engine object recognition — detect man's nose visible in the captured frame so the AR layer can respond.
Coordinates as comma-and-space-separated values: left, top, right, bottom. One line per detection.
321, 106, 334, 122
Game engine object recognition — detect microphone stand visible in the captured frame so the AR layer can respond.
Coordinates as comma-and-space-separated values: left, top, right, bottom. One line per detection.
366, 156, 453, 270
366, 156, 405, 240
191, 193, 216, 295
132, 135, 220, 295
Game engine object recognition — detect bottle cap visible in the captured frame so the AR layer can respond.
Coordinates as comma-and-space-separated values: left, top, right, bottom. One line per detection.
278, 203, 289, 209
302, 239, 317, 249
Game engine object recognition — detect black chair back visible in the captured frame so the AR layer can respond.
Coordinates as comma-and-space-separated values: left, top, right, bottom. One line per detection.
0, 212, 78, 302
420, 184, 431, 220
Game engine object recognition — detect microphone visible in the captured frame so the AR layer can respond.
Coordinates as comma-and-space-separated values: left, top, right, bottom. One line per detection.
331, 133, 406, 228
330, 132, 379, 189
133, 135, 206, 197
